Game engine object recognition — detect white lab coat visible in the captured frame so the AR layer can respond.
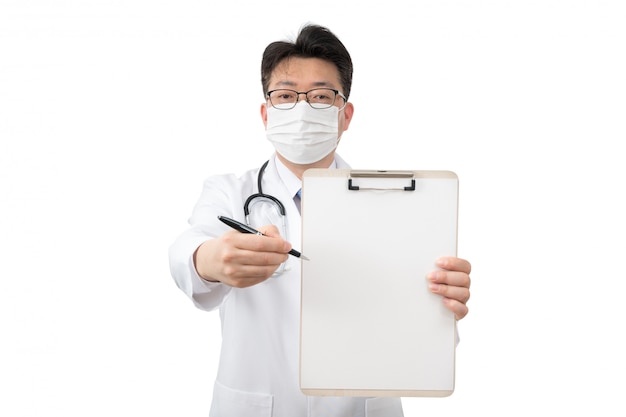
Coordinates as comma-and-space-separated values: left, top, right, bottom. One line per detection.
169, 154, 404, 417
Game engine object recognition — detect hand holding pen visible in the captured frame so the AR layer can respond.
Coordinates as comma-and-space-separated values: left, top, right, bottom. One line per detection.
192, 216, 307, 288
218, 216, 309, 260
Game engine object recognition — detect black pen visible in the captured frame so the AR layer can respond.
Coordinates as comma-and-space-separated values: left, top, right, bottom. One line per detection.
217, 215, 310, 261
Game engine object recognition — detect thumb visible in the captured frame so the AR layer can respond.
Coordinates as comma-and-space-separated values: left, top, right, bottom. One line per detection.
257, 224, 281, 238
256, 224, 292, 253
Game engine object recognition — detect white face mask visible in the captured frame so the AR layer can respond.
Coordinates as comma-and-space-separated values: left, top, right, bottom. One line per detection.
265, 101, 340, 164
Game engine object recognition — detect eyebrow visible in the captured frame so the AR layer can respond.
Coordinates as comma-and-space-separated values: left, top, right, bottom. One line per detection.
273, 80, 335, 89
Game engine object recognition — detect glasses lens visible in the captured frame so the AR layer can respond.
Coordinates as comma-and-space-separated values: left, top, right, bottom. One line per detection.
306, 88, 336, 109
268, 90, 297, 109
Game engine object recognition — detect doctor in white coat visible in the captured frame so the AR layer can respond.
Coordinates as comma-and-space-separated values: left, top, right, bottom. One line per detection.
169, 24, 472, 417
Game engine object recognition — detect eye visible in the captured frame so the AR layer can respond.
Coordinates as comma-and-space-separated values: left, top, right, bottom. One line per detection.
308, 89, 335, 103
271, 90, 297, 103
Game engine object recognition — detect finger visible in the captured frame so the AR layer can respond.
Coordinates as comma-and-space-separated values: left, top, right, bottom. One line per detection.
217, 245, 287, 287
442, 298, 469, 321
428, 281, 471, 305
224, 230, 291, 255
428, 270, 471, 289
436, 256, 471, 274
220, 241, 289, 268
242, 248, 290, 268
221, 263, 283, 288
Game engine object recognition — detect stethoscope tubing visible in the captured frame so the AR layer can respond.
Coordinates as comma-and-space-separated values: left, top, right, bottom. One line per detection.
243, 160, 287, 219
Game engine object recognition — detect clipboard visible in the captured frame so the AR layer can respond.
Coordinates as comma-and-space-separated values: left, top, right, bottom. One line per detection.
300, 169, 459, 397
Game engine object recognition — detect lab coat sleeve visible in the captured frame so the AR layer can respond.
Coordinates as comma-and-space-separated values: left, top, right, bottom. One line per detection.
168, 173, 247, 312
168, 226, 231, 311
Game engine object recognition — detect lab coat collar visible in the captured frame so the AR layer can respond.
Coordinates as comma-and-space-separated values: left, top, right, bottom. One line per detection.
273, 154, 349, 198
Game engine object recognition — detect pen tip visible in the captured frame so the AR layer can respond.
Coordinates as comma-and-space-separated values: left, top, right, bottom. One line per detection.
300, 255, 310, 261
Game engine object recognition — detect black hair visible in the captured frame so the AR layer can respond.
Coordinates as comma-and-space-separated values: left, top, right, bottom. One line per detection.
261, 24, 353, 99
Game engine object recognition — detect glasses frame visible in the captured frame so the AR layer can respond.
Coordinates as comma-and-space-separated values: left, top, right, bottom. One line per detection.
266, 88, 347, 111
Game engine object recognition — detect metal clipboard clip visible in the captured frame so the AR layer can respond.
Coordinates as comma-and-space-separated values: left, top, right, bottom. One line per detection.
347, 170, 416, 191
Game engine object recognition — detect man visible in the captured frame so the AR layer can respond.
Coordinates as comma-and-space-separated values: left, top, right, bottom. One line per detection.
169, 23, 471, 417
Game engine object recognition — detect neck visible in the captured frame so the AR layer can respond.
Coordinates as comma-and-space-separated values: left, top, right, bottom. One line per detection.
276, 152, 336, 180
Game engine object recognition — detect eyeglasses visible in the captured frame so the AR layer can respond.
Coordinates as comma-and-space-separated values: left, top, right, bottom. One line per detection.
266, 88, 347, 110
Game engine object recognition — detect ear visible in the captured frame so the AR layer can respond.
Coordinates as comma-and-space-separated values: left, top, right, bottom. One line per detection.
341, 102, 355, 132
260, 103, 268, 128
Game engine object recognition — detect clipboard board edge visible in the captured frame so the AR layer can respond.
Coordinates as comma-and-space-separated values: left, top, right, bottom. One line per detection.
299, 388, 454, 398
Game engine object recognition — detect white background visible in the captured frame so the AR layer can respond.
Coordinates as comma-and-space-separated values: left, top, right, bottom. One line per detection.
1, 1, 624, 416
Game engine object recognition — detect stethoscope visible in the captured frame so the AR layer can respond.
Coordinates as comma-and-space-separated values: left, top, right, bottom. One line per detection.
243, 160, 290, 275
243, 160, 287, 229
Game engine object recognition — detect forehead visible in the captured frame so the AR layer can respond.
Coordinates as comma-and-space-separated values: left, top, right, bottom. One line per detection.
269, 57, 341, 90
